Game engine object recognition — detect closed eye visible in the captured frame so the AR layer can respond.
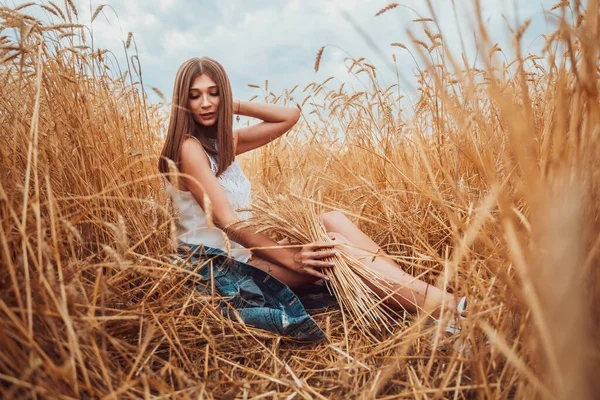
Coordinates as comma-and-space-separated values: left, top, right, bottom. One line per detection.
189, 93, 219, 99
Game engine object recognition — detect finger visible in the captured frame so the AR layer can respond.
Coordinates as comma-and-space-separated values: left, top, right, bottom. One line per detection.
302, 267, 328, 280
305, 246, 335, 255
301, 249, 335, 261
305, 260, 335, 268
308, 248, 337, 259
307, 242, 335, 249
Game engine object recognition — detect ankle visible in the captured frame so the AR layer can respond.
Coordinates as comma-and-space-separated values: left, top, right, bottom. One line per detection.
446, 296, 458, 313
431, 296, 458, 319
432, 295, 467, 332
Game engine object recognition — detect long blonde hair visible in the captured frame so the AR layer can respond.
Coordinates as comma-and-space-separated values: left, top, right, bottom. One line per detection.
159, 57, 234, 178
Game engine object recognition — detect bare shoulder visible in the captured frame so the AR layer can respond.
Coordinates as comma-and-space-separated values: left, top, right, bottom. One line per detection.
180, 137, 209, 163
178, 137, 212, 190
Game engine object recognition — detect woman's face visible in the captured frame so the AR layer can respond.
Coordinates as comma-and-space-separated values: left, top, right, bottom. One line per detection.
188, 74, 220, 127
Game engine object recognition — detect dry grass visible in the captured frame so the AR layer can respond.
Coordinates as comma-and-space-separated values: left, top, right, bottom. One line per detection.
1, 1, 599, 399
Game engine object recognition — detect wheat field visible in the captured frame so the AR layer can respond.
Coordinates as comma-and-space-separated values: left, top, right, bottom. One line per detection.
1, 1, 599, 399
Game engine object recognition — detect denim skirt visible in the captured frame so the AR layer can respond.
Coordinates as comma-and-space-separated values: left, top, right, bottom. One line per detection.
174, 243, 338, 341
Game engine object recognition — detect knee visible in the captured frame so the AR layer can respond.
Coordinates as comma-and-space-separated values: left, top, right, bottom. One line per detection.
326, 231, 348, 244
320, 210, 345, 225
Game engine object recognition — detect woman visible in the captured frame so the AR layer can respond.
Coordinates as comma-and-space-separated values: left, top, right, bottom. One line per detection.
159, 57, 463, 341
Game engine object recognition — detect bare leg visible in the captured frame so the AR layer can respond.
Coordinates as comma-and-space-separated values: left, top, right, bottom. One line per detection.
321, 211, 456, 318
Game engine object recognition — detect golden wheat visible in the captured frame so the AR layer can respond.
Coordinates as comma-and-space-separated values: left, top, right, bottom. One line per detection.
0, 1, 598, 399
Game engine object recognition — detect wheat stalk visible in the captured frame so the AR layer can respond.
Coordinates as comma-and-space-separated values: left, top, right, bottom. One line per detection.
0, 1, 597, 398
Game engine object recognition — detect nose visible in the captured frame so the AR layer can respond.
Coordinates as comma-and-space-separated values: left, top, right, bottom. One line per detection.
200, 94, 211, 107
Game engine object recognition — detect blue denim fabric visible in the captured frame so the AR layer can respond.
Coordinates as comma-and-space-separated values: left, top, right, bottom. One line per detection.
174, 243, 338, 341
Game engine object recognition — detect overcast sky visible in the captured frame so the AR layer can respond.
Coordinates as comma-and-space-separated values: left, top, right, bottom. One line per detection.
7, 0, 559, 126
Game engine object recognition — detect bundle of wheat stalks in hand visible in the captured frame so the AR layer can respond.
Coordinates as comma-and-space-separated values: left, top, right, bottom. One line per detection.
248, 178, 404, 338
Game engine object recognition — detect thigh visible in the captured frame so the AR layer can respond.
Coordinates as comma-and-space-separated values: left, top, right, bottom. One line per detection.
321, 211, 381, 255
327, 231, 416, 288
321, 211, 399, 268
246, 255, 320, 291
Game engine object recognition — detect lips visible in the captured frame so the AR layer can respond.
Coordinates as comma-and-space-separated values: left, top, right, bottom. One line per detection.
200, 112, 215, 120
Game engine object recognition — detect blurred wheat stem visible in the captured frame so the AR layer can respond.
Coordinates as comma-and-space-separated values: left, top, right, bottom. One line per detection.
0, 0, 598, 398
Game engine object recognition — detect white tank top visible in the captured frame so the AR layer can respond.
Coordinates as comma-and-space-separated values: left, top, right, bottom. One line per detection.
165, 137, 252, 263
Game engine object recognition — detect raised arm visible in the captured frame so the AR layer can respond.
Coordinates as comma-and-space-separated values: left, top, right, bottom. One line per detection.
179, 137, 330, 280
233, 100, 300, 155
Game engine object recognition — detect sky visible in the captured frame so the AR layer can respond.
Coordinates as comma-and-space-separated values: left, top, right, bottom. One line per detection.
6, 0, 560, 127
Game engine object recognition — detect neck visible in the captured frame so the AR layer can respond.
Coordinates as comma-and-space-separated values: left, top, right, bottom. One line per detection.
204, 126, 218, 140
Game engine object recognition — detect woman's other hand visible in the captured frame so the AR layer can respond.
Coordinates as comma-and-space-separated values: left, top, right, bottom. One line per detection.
289, 242, 337, 280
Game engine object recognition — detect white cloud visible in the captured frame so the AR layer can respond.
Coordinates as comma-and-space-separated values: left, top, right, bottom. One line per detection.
162, 29, 198, 53
158, 0, 180, 12
8, 0, 559, 107
143, 13, 157, 27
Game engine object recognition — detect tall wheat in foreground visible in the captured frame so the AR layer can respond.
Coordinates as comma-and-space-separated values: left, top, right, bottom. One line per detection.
1, 1, 599, 399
